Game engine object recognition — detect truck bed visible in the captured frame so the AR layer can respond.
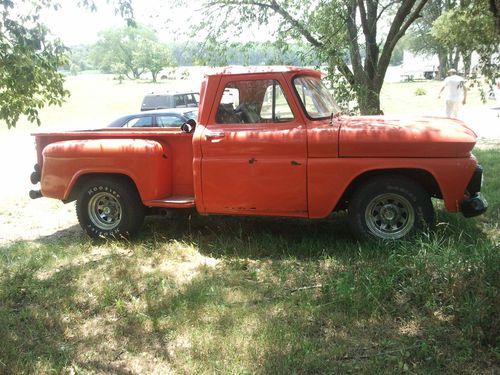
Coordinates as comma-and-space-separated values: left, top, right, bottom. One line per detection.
33, 128, 195, 203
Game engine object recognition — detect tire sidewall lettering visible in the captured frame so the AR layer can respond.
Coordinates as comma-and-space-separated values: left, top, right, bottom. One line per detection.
84, 183, 127, 236
88, 185, 120, 199
77, 178, 145, 239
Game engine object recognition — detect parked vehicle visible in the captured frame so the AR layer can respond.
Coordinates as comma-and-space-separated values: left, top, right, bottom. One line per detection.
140, 91, 199, 111
107, 108, 198, 128
30, 66, 487, 241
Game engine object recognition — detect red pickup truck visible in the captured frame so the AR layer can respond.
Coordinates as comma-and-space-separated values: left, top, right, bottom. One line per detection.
30, 66, 487, 241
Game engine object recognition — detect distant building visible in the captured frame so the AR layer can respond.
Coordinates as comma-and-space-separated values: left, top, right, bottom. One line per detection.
401, 51, 440, 81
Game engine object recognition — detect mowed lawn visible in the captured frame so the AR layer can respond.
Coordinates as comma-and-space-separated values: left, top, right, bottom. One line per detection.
2, 70, 494, 133
0, 73, 498, 374
1, 73, 201, 133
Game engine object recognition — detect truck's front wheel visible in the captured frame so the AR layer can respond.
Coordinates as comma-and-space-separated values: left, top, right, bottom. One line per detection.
76, 177, 145, 238
348, 176, 434, 241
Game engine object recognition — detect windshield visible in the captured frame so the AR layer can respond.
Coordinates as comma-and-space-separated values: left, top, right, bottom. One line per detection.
293, 76, 339, 119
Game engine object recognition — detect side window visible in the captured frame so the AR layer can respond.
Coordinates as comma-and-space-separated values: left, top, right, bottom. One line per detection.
186, 94, 197, 106
216, 80, 294, 124
125, 116, 153, 127
260, 83, 295, 122
157, 115, 184, 127
174, 95, 186, 107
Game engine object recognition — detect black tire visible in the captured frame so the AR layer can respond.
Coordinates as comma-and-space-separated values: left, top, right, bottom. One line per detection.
348, 176, 434, 241
76, 176, 145, 238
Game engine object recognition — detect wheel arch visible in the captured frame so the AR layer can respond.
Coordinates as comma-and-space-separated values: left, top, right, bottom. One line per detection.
335, 168, 442, 211
65, 173, 140, 203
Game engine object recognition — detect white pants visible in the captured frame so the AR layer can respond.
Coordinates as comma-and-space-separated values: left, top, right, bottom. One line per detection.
446, 100, 461, 118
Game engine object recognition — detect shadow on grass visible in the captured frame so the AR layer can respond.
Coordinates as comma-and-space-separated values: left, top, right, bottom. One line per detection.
0, 210, 497, 373
99, 239, 497, 374
0, 234, 96, 374
142, 212, 375, 259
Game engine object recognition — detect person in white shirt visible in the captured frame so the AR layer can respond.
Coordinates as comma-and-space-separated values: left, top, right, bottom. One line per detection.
438, 69, 467, 118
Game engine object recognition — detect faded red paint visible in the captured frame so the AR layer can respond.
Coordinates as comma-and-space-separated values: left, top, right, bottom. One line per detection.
33, 66, 480, 218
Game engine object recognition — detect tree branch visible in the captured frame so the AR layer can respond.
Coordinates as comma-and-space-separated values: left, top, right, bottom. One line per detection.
376, 0, 399, 22
357, 0, 370, 37
377, 0, 429, 88
346, 0, 364, 82
207, 0, 324, 48
393, 0, 428, 44
267, 0, 324, 48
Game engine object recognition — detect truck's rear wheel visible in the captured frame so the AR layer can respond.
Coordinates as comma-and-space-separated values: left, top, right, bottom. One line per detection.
76, 177, 145, 238
348, 176, 434, 241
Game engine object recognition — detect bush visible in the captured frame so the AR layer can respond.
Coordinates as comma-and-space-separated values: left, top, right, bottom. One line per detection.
415, 87, 427, 96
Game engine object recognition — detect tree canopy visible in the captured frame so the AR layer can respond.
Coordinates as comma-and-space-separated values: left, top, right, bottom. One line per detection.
195, 0, 429, 115
0, 0, 134, 128
1, 0, 499, 127
89, 25, 177, 82
431, 1, 499, 80
0, 0, 69, 128
406, 0, 499, 79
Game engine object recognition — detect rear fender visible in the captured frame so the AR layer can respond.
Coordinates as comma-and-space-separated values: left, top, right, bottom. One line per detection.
41, 138, 171, 202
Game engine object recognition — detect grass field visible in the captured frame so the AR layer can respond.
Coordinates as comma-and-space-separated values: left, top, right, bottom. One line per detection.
1, 71, 495, 134
0, 149, 498, 374
0, 74, 499, 374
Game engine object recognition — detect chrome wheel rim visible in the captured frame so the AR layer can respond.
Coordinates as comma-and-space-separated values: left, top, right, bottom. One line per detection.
88, 192, 122, 230
365, 193, 415, 239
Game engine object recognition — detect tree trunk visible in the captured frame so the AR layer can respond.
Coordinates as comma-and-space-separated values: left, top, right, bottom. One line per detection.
357, 83, 382, 115
453, 50, 460, 71
343, 0, 428, 115
437, 53, 448, 79
132, 68, 140, 79
489, 0, 500, 33
462, 52, 472, 77
358, 91, 383, 116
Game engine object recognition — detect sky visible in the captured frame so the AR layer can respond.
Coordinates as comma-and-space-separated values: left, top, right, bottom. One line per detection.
39, 0, 206, 45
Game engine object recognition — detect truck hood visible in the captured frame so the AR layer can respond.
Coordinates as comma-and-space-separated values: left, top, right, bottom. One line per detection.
338, 116, 477, 158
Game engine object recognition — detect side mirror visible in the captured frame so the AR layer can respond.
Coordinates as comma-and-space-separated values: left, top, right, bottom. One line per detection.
181, 119, 196, 133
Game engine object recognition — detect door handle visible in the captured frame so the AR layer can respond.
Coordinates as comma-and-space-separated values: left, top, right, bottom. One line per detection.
205, 130, 225, 140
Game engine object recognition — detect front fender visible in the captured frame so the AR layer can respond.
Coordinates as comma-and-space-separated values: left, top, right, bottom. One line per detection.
307, 157, 477, 218
41, 138, 171, 202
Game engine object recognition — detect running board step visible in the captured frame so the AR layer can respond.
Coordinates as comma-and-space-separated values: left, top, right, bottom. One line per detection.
146, 196, 195, 208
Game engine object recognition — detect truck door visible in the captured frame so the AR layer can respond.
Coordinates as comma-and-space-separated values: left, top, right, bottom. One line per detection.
200, 76, 307, 216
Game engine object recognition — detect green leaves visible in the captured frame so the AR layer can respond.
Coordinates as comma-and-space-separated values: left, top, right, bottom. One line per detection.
90, 25, 176, 81
193, 1, 431, 115
140, 39, 177, 82
0, 0, 135, 128
0, 3, 70, 128
431, 2, 498, 53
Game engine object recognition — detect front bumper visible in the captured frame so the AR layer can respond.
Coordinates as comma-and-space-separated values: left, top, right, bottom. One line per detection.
460, 164, 487, 218
461, 193, 488, 218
